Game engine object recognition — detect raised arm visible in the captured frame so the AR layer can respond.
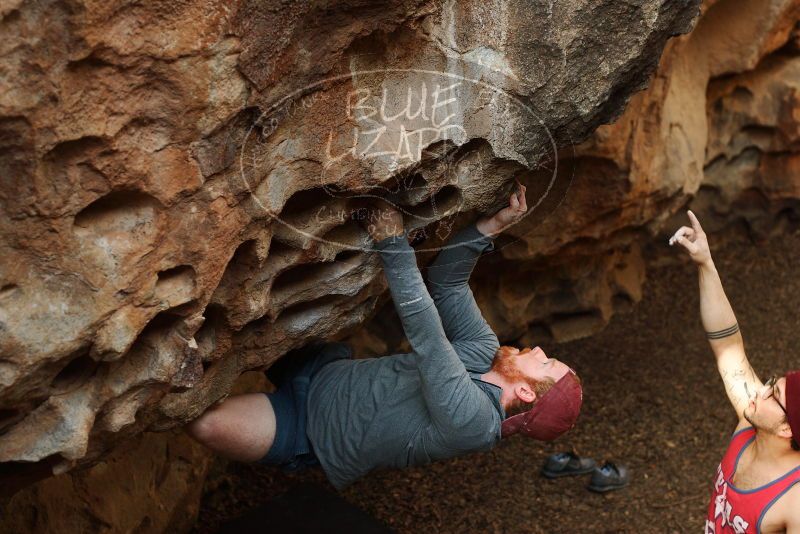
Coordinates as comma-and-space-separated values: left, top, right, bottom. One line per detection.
364, 203, 490, 433
670, 210, 761, 422
425, 182, 528, 370
425, 223, 498, 367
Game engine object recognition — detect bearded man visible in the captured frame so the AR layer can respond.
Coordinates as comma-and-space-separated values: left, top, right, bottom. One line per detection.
670, 210, 800, 533
187, 182, 582, 489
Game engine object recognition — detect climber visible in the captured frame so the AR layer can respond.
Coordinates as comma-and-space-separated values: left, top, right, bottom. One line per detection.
669, 211, 800, 533
185, 181, 583, 490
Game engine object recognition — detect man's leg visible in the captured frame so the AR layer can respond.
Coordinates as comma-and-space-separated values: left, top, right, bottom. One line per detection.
185, 393, 276, 462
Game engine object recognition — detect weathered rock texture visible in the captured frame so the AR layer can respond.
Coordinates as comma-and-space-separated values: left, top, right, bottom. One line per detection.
0, 0, 700, 492
0, 429, 210, 534
1, 370, 265, 533
467, 0, 800, 345
346, 0, 800, 358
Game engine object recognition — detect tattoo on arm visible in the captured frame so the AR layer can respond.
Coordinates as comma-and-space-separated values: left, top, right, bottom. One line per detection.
706, 323, 739, 340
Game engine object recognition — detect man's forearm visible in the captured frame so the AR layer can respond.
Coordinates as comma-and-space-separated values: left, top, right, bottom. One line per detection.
475, 216, 502, 237
374, 234, 484, 431
425, 223, 499, 357
697, 260, 742, 348
426, 223, 494, 289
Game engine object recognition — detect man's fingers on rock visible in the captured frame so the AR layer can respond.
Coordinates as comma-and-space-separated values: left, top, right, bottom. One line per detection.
510, 192, 519, 210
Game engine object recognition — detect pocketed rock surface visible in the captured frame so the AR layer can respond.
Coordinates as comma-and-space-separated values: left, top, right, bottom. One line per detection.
0, 0, 699, 490
193, 222, 800, 533
4, 0, 800, 525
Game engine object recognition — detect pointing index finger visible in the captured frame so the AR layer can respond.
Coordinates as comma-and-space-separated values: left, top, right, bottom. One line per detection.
687, 210, 703, 233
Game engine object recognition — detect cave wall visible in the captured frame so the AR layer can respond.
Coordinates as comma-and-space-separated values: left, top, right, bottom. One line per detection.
0, 0, 700, 492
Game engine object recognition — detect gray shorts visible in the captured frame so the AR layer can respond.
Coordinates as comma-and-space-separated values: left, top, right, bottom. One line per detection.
259, 342, 352, 471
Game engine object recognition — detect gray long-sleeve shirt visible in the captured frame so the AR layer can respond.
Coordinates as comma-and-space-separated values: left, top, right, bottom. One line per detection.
306, 223, 503, 489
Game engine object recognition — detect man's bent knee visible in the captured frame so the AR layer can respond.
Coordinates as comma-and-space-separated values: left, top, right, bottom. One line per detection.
184, 393, 276, 462
185, 409, 222, 447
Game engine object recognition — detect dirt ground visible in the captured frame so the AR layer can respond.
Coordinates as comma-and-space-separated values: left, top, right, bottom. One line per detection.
193, 223, 800, 534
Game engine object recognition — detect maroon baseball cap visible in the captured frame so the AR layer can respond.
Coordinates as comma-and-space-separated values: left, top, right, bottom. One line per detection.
501, 368, 583, 440
785, 370, 800, 444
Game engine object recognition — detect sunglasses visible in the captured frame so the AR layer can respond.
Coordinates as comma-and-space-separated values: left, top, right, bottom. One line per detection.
764, 375, 788, 415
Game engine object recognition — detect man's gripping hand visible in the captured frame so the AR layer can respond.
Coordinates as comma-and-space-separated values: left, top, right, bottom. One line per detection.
476, 180, 527, 237
668, 210, 712, 267
359, 199, 405, 242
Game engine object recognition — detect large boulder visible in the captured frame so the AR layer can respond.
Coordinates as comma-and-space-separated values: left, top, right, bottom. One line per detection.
468, 0, 800, 344
348, 0, 800, 355
0, 0, 700, 492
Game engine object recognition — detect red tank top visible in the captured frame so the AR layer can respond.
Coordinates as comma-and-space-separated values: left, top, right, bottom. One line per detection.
706, 427, 800, 533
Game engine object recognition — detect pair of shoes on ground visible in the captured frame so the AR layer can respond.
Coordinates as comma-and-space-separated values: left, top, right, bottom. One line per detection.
541, 451, 629, 493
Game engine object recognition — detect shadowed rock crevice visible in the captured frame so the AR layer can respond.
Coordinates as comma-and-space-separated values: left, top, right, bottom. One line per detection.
50, 354, 101, 396
154, 265, 197, 308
